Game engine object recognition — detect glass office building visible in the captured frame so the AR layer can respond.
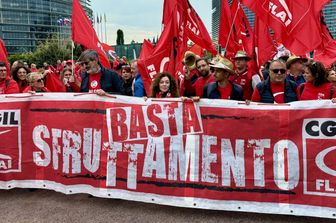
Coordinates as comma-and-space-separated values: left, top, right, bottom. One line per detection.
212, 0, 336, 45
0, 0, 92, 54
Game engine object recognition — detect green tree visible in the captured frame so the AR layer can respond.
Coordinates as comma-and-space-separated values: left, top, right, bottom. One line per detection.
8, 37, 83, 67
116, 29, 124, 45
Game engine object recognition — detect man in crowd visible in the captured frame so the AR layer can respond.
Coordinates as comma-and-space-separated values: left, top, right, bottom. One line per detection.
183, 57, 215, 97
131, 59, 146, 97
78, 49, 122, 96
0, 61, 19, 94
286, 55, 305, 85
230, 51, 262, 100
251, 60, 297, 103
203, 57, 243, 100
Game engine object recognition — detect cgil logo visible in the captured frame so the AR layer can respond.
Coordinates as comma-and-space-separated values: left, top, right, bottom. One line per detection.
305, 120, 336, 137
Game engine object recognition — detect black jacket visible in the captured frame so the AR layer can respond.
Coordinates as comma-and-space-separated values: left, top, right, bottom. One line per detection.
80, 66, 122, 94
203, 81, 243, 100
256, 77, 298, 103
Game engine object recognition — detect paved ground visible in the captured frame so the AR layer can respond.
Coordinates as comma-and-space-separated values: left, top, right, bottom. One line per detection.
0, 188, 334, 223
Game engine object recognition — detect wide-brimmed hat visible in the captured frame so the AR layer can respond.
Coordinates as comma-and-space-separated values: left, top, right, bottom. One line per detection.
286, 55, 304, 68
233, 51, 251, 60
210, 58, 235, 74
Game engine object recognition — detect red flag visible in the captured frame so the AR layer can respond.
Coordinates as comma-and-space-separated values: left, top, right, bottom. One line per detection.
182, 0, 217, 55
314, 12, 336, 68
139, 39, 154, 60
231, 0, 254, 57
0, 39, 10, 73
218, 0, 239, 57
44, 70, 66, 92
188, 44, 205, 57
254, 18, 277, 67
101, 43, 117, 60
72, 0, 110, 68
241, 0, 331, 55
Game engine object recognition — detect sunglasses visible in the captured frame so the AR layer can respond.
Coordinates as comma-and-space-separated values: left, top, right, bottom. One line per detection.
81, 61, 90, 66
271, 69, 286, 74
36, 78, 44, 83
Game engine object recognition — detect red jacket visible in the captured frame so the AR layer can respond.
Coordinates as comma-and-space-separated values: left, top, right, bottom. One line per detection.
0, 78, 20, 94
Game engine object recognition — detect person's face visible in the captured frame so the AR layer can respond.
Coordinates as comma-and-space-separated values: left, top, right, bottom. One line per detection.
31, 75, 44, 90
214, 68, 228, 82
303, 67, 315, 83
130, 62, 138, 75
327, 70, 336, 83
0, 66, 7, 81
82, 59, 99, 74
269, 62, 287, 84
122, 69, 132, 80
17, 68, 27, 81
291, 60, 304, 72
234, 58, 248, 71
159, 76, 170, 93
63, 71, 72, 80
196, 60, 209, 77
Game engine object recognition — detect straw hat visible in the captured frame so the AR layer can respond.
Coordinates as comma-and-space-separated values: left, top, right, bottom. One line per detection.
232, 51, 251, 60
286, 55, 303, 68
210, 57, 235, 74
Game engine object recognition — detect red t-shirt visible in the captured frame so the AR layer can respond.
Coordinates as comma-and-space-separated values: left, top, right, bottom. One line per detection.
88, 72, 102, 93
217, 82, 233, 99
251, 83, 284, 103
298, 82, 336, 100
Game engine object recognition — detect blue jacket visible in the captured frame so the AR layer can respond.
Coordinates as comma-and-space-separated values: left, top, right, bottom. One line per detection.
203, 81, 243, 100
286, 74, 305, 85
256, 77, 298, 103
80, 66, 122, 94
133, 73, 146, 97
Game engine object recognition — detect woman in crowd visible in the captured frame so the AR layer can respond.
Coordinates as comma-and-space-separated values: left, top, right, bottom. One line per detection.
297, 61, 336, 100
150, 72, 179, 98
326, 68, 336, 86
11, 65, 30, 92
121, 65, 134, 96
60, 68, 80, 92
23, 72, 50, 93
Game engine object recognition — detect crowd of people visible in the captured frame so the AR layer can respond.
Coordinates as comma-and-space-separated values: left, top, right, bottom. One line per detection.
1, 48, 335, 105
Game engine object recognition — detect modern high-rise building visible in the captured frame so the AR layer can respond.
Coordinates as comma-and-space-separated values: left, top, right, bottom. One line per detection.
212, 0, 336, 46
0, 0, 92, 54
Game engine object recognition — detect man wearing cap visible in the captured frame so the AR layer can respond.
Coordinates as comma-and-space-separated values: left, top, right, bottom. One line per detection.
230, 51, 261, 100
286, 55, 305, 85
184, 57, 215, 97
251, 60, 297, 103
203, 58, 243, 100
78, 49, 122, 96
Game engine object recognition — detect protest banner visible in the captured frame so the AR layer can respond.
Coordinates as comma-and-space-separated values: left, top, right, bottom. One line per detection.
0, 93, 336, 219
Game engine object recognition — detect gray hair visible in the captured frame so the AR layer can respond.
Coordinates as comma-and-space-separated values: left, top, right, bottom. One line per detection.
78, 49, 99, 62
269, 59, 286, 68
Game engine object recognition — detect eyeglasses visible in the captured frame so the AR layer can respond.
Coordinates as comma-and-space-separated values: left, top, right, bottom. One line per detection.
81, 61, 90, 66
35, 78, 44, 83
271, 69, 286, 74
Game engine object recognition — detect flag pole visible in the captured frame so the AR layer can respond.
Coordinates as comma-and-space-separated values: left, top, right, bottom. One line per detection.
71, 41, 74, 76
225, 1, 240, 52
104, 13, 107, 43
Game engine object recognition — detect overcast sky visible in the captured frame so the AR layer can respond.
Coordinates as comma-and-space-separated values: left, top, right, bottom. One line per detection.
90, 0, 212, 45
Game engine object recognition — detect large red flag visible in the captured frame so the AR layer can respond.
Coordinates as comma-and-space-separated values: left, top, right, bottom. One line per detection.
241, 0, 332, 55
72, 0, 110, 68
314, 13, 336, 68
218, 0, 239, 58
231, 0, 254, 57
0, 39, 10, 73
139, 39, 154, 60
254, 18, 277, 67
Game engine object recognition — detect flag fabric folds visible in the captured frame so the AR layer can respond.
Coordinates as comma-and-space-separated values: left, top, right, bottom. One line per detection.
72, 0, 110, 68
